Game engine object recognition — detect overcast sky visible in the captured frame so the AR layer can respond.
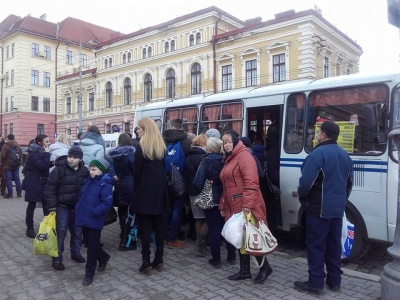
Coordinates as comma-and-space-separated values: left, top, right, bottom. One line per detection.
1, 0, 399, 74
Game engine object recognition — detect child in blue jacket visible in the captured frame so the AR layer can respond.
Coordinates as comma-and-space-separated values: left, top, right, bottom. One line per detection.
75, 158, 113, 286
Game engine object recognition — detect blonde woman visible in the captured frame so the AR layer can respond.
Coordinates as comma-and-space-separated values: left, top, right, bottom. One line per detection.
130, 118, 169, 275
49, 133, 72, 162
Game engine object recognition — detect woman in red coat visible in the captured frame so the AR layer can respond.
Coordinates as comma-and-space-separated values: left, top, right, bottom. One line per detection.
219, 130, 273, 284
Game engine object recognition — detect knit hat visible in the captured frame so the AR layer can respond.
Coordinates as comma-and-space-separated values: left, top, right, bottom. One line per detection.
89, 158, 109, 173
68, 146, 83, 159
320, 121, 340, 139
205, 128, 221, 139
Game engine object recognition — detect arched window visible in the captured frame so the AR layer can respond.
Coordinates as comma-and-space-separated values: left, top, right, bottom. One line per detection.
104, 59, 108, 69
171, 40, 176, 51
144, 74, 152, 102
127, 52, 132, 62
124, 78, 131, 105
196, 32, 201, 45
106, 82, 112, 107
166, 68, 175, 99
165, 42, 169, 53
189, 34, 194, 46
109, 57, 113, 67
148, 47, 152, 57
122, 53, 127, 64
191, 63, 201, 95
142, 48, 147, 59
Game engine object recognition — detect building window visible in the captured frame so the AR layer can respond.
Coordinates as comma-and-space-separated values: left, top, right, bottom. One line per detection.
142, 48, 146, 59
109, 57, 113, 67
324, 57, 329, 78
171, 40, 176, 51
106, 82, 112, 108
66, 50, 72, 64
31, 70, 39, 85
5, 98, 8, 112
66, 97, 71, 114
148, 47, 152, 57
196, 33, 201, 45
11, 43, 15, 57
31, 96, 39, 111
191, 63, 201, 95
347, 68, 351, 75
124, 122, 130, 132
80, 54, 87, 67
5, 72, 9, 86
166, 69, 175, 99
128, 52, 132, 62
32, 43, 39, 57
122, 53, 127, 64
6, 45, 9, 59
336, 63, 341, 76
43, 72, 50, 87
43, 97, 50, 112
189, 34, 194, 46
10, 123, 13, 135
165, 42, 169, 53
44, 46, 51, 60
124, 78, 131, 105
273, 54, 285, 83
37, 124, 44, 135
10, 70, 14, 85
222, 65, 232, 90
144, 74, 152, 102
10, 96, 14, 110
89, 92, 94, 111
105, 124, 111, 133
245, 59, 257, 87
104, 59, 108, 69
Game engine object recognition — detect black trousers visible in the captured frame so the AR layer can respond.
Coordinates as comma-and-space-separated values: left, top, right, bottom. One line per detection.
138, 214, 164, 262
82, 227, 109, 277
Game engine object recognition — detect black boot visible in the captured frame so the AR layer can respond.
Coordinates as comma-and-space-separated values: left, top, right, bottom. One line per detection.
228, 252, 251, 280
254, 256, 273, 284
82, 272, 94, 286
119, 216, 131, 251
139, 259, 152, 275
152, 253, 164, 272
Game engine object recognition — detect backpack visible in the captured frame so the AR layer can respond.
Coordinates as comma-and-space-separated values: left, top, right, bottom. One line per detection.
164, 141, 185, 173
7, 146, 23, 168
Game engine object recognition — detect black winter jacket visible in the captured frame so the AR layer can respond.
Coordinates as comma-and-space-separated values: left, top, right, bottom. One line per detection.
108, 146, 135, 206
45, 156, 90, 209
184, 146, 206, 196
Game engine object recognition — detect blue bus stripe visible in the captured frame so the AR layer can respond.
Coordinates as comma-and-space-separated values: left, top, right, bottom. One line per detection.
281, 164, 387, 173
281, 157, 388, 166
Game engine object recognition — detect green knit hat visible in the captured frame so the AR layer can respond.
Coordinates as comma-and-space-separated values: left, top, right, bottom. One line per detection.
89, 158, 109, 173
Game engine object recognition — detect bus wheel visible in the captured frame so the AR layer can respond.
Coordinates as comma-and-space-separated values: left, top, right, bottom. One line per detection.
345, 202, 371, 260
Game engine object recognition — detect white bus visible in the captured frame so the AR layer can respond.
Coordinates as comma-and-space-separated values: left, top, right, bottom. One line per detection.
134, 72, 400, 259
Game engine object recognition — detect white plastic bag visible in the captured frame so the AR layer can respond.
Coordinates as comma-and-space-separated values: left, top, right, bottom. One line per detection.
341, 212, 354, 258
221, 212, 245, 249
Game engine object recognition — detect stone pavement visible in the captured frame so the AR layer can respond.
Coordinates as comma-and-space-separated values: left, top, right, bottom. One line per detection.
0, 196, 381, 300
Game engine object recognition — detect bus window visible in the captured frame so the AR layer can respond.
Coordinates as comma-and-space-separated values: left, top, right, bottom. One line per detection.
201, 102, 243, 136
164, 107, 198, 133
306, 84, 389, 154
284, 93, 305, 153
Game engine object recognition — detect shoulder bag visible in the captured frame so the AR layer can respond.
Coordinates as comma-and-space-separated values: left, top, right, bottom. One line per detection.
194, 161, 214, 209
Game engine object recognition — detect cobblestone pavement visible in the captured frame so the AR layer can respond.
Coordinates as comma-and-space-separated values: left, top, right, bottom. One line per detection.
0, 196, 382, 299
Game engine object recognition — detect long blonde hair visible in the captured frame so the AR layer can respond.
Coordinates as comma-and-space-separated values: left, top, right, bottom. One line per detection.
138, 118, 166, 160
56, 133, 72, 147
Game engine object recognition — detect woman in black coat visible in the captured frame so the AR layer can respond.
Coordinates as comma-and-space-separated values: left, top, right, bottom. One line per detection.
130, 118, 169, 275
108, 133, 136, 251
24, 134, 53, 238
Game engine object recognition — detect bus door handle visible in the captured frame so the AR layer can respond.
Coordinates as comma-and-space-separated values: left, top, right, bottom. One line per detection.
292, 191, 299, 197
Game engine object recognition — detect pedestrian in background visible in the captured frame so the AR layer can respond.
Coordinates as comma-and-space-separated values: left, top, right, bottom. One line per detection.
24, 134, 53, 238
1, 134, 23, 198
75, 158, 113, 286
131, 118, 169, 275
49, 133, 72, 163
80, 125, 106, 167
295, 121, 353, 295
45, 146, 89, 270
108, 132, 136, 251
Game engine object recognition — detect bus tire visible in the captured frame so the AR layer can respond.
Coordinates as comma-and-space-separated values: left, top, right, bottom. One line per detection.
345, 201, 371, 260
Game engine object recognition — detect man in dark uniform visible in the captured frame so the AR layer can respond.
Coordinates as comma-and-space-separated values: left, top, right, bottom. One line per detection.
294, 121, 353, 295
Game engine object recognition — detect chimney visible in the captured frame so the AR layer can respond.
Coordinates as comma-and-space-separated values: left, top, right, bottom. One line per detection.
244, 17, 262, 26
39, 14, 47, 20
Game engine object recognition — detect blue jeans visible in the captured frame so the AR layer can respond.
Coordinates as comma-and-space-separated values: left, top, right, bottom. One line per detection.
54, 206, 83, 262
5, 168, 22, 196
163, 196, 184, 241
306, 212, 343, 289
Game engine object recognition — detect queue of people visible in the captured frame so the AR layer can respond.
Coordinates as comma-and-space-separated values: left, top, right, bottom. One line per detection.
12, 118, 352, 294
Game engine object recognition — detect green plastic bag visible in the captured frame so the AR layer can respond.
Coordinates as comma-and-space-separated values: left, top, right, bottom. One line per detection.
33, 212, 58, 257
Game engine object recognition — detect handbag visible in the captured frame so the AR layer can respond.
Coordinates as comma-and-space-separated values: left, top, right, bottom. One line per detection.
33, 212, 58, 257
221, 212, 245, 249
243, 212, 278, 256
194, 161, 213, 209
104, 206, 118, 226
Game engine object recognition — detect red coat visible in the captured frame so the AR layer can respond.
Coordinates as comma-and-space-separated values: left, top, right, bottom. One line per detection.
219, 141, 267, 222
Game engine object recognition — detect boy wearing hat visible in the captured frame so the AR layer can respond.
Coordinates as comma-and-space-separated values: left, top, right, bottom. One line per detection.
75, 157, 113, 286
45, 146, 90, 270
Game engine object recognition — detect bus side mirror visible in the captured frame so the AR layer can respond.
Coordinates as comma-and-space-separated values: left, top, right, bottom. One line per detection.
364, 103, 387, 144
